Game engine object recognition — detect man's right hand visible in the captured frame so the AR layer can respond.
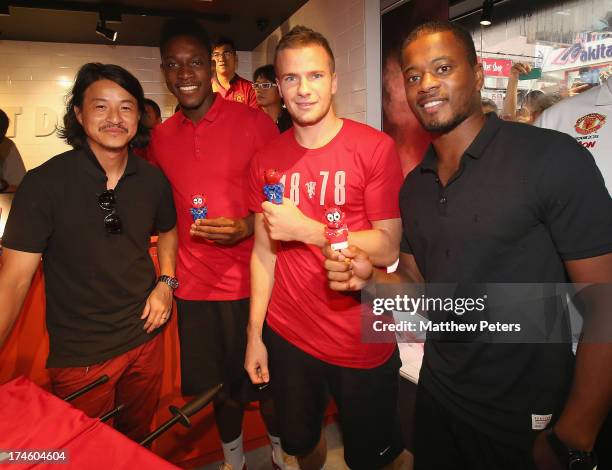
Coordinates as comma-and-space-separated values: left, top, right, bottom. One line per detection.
322, 244, 373, 291
510, 62, 531, 79
190, 215, 252, 246
245, 336, 270, 384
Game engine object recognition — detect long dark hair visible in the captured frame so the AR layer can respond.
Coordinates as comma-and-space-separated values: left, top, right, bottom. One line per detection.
58, 63, 149, 149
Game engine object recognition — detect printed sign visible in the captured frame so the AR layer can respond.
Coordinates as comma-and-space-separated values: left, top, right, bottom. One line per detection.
480, 58, 513, 77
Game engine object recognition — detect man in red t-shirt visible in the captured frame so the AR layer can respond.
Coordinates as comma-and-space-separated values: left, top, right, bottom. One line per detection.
148, 19, 283, 470
211, 36, 258, 109
245, 26, 408, 470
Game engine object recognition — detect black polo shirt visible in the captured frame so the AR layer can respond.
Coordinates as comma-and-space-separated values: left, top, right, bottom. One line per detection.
400, 114, 612, 439
3, 145, 176, 368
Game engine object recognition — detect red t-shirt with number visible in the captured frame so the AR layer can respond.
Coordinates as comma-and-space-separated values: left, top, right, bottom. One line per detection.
149, 94, 279, 300
248, 119, 403, 368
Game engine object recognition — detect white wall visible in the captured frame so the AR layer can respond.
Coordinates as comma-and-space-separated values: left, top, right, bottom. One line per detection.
0, 40, 252, 170
252, 0, 380, 127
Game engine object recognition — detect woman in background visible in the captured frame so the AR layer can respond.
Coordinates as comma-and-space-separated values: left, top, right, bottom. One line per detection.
252, 65, 292, 133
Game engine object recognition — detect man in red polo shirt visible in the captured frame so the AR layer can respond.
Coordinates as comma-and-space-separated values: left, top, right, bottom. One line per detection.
211, 36, 258, 109
148, 19, 282, 470
245, 26, 407, 470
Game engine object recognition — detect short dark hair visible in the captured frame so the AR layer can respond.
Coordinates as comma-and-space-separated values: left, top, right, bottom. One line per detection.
275, 26, 335, 73
212, 36, 236, 52
144, 98, 161, 118
0, 109, 8, 138
160, 18, 211, 57
58, 63, 149, 149
402, 20, 477, 66
253, 64, 276, 83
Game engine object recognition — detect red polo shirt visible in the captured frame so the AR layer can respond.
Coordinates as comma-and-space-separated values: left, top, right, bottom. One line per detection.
149, 94, 279, 300
212, 74, 258, 109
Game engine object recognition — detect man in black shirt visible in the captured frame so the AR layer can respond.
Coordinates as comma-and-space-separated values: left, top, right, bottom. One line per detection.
323, 21, 612, 470
0, 63, 178, 442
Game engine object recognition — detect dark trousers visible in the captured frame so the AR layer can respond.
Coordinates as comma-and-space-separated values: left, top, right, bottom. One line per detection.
414, 385, 537, 470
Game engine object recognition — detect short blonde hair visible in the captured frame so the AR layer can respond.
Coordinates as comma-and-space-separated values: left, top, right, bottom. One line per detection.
274, 25, 335, 73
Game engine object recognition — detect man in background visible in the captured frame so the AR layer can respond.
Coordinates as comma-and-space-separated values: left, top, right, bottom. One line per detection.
133, 98, 163, 160
143, 98, 163, 129
211, 36, 258, 108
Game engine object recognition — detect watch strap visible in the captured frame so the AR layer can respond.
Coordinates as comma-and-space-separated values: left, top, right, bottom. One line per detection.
157, 275, 179, 291
546, 429, 597, 470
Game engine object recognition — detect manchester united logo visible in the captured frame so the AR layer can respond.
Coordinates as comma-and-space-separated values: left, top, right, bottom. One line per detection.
575, 113, 606, 135
235, 94, 245, 103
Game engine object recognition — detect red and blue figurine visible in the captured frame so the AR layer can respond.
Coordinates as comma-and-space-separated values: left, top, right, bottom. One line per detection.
190, 193, 208, 221
263, 169, 284, 204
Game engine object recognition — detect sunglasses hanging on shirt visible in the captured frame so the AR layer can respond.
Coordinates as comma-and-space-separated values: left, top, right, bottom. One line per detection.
98, 189, 122, 235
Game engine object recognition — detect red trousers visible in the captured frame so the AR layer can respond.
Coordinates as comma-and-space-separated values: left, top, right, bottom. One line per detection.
48, 333, 163, 443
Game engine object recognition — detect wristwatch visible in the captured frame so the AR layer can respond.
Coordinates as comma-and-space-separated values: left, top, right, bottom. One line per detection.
545, 429, 597, 470
157, 275, 179, 291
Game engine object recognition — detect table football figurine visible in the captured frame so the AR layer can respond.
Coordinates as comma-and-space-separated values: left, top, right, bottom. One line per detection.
324, 206, 349, 250
263, 168, 284, 204
190, 193, 208, 222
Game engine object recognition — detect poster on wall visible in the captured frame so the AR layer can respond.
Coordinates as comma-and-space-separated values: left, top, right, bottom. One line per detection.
381, 0, 448, 176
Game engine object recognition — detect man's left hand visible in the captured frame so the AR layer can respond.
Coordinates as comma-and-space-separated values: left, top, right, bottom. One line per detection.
533, 432, 565, 470
190, 216, 250, 246
141, 282, 173, 333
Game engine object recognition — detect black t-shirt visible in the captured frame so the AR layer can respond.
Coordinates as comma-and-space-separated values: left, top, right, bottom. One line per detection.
3, 146, 176, 367
400, 114, 612, 439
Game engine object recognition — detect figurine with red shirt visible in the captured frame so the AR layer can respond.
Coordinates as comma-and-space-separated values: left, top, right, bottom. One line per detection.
263, 168, 284, 204
190, 193, 208, 221
324, 206, 349, 250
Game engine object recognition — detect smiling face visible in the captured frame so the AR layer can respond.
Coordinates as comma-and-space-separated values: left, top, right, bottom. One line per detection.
74, 79, 139, 154
401, 31, 483, 134
161, 35, 213, 114
276, 45, 337, 127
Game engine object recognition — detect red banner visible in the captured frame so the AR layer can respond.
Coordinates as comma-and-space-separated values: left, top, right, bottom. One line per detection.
480, 58, 513, 77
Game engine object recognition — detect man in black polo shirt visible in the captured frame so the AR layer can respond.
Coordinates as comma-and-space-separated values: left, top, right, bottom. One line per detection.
323, 21, 612, 470
0, 63, 178, 442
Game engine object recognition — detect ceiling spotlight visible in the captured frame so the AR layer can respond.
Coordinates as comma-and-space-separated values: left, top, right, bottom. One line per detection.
480, 0, 494, 26
96, 20, 117, 42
